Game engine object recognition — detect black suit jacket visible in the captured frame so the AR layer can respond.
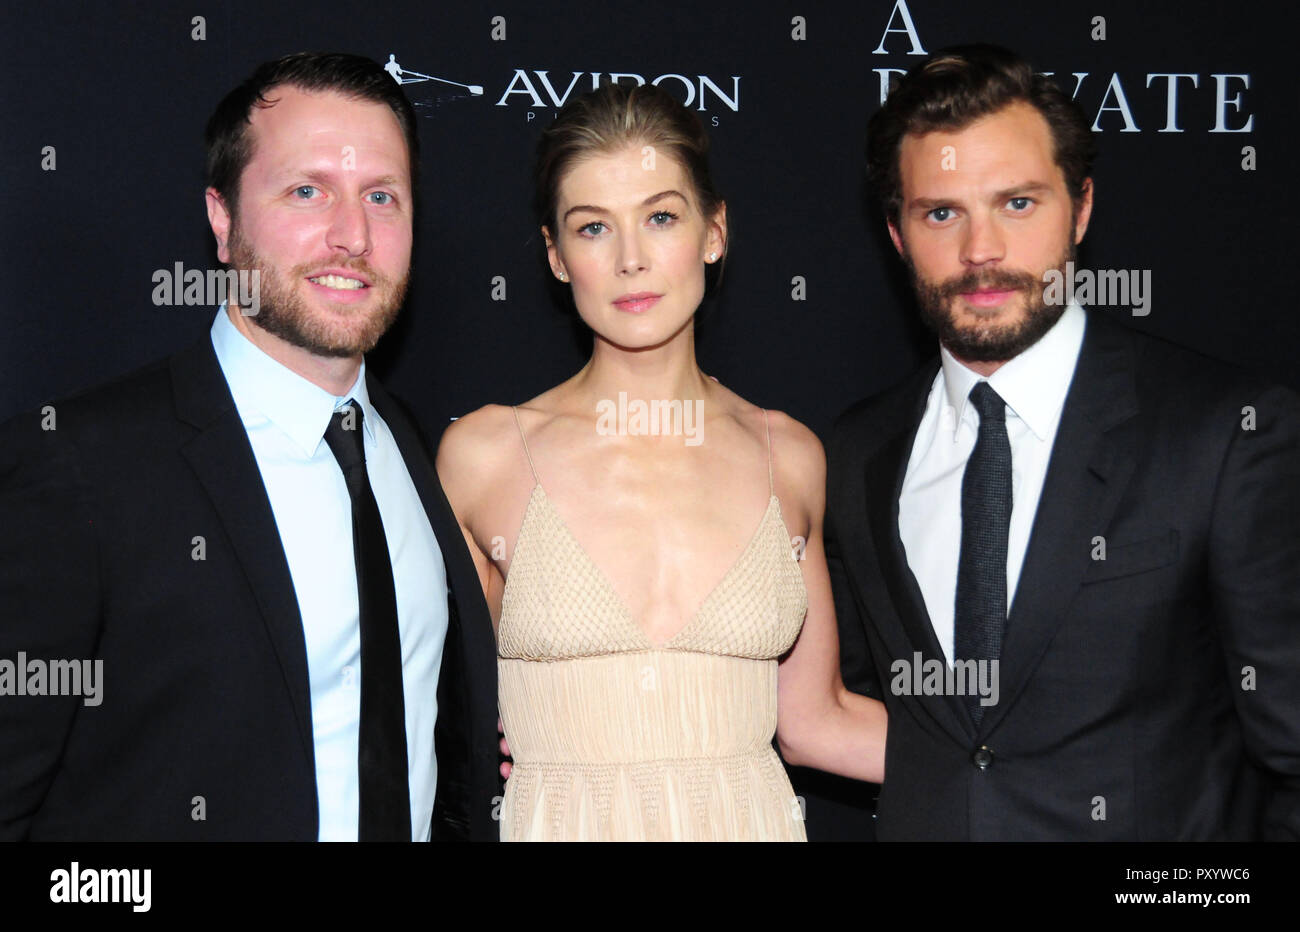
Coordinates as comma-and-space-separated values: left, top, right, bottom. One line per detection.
0, 337, 500, 841
825, 309, 1300, 840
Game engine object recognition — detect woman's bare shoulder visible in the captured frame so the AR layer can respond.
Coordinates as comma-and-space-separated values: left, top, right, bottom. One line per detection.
437, 403, 518, 457
435, 404, 522, 507
762, 409, 825, 466
760, 408, 827, 517
706, 377, 826, 510
707, 382, 825, 477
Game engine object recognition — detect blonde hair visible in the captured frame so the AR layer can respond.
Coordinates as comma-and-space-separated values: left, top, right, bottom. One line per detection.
534, 82, 726, 267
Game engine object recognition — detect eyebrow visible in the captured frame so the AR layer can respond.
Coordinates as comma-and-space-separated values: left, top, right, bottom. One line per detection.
908, 181, 1053, 211
276, 168, 407, 190
562, 189, 688, 222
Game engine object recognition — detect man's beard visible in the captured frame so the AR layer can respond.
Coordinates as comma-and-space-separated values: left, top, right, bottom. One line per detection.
226, 223, 409, 358
904, 233, 1076, 363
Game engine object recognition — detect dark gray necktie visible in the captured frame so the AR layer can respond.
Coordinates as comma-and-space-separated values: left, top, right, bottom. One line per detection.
954, 382, 1011, 727
323, 400, 410, 841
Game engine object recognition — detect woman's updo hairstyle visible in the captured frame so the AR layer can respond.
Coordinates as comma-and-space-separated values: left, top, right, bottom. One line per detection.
534, 81, 727, 286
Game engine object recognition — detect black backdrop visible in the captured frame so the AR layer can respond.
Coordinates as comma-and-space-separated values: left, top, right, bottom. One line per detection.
2, 0, 1293, 430
1, 0, 1290, 838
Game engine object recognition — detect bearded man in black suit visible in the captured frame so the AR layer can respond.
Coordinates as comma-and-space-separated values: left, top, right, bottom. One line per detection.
0, 52, 498, 841
823, 45, 1300, 840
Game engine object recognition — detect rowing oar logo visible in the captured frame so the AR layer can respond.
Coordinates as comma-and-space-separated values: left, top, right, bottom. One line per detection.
385, 53, 483, 97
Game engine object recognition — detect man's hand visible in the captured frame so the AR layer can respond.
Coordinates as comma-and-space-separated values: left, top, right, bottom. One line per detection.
498, 716, 512, 779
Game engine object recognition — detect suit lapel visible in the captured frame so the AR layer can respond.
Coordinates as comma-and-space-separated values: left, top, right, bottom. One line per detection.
865, 419, 947, 666
366, 377, 487, 630
979, 311, 1141, 735
171, 338, 315, 766
861, 359, 979, 741
369, 377, 496, 838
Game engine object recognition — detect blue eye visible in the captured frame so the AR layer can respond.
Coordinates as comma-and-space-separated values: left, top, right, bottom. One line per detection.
293, 185, 319, 199
1008, 197, 1033, 211
927, 207, 953, 223
578, 221, 606, 237
649, 210, 678, 226
367, 191, 393, 205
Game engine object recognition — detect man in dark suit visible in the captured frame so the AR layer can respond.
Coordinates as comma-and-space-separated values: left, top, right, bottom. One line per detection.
825, 45, 1300, 840
0, 53, 499, 840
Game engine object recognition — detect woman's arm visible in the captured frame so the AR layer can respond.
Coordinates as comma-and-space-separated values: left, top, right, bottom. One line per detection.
773, 416, 886, 783
433, 407, 506, 622
435, 406, 514, 778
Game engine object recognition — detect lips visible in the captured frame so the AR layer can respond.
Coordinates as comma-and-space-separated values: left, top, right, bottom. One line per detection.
612, 292, 662, 313
303, 270, 376, 307
960, 288, 1016, 308
307, 269, 372, 290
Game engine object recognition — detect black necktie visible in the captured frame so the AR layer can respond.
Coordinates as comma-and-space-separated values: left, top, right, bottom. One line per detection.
954, 382, 1011, 727
323, 400, 411, 841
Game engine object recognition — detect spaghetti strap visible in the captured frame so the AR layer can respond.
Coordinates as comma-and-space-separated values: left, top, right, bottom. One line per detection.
762, 409, 774, 497
511, 405, 540, 485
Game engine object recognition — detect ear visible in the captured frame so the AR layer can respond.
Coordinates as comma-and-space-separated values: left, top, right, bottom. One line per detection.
705, 201, 728, 261
206, 187, 232, 264
886, 218, 905, 258
541, 225, 567, 282
1073, 177, 1094, 244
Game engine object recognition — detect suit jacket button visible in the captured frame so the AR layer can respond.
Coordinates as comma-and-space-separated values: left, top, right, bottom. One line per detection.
972, 746, 994, 770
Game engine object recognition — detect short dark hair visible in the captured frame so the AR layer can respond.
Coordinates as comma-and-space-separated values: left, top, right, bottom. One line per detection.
865, 44, 1096, 227
204, 52, 419, 218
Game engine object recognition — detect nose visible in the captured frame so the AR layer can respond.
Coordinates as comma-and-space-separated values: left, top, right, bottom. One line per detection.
615, 229, 647, 276
960, 210, 1005, 267
326, 196, 372, 257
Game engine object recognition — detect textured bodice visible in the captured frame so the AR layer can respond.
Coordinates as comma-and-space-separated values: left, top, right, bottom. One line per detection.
497, 480, 808, 841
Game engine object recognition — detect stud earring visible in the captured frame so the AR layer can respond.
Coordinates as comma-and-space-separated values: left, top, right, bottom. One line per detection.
559, 272, 568, 282
707, 252, 718, 262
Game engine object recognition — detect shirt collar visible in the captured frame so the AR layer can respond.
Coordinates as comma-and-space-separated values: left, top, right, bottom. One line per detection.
210, 305, 375, 458
939, 300, 1087, 441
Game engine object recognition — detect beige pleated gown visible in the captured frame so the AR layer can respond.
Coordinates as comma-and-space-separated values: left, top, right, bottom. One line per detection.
497, 406, 809, 841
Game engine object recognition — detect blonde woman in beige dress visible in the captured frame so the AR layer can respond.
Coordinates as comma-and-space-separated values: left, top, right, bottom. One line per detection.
437, 83, 886, 841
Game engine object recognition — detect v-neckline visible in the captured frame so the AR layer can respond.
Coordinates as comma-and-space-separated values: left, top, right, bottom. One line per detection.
512, 482, 783, 650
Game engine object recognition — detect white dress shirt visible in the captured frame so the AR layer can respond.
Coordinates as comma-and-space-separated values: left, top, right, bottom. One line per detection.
210, 307, 448, 841
898, 301, 1086, 664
